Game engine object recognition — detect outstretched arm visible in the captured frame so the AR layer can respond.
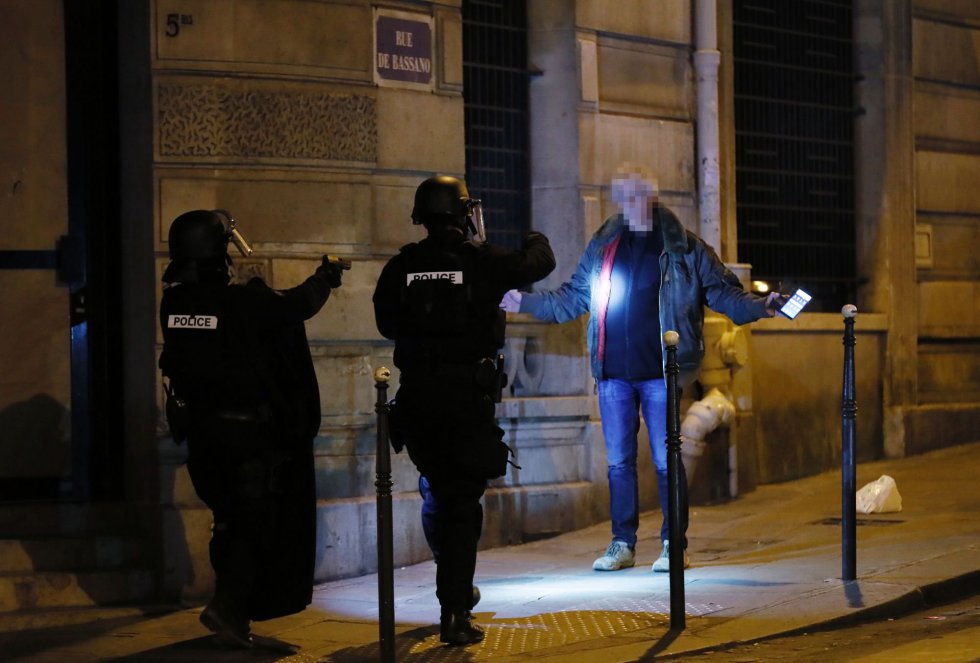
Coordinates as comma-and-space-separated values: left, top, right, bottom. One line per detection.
695, 240, 770, 324
517, 240, 597, 323
486, 231, 557, 289
243, 257, 341, 330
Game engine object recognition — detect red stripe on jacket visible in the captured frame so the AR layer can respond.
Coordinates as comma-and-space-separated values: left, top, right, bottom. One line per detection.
595, 232, 623, 369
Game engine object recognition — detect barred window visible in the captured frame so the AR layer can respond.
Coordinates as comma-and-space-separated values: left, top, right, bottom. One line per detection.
462, 0, 530, 249
733, 0, 856, 311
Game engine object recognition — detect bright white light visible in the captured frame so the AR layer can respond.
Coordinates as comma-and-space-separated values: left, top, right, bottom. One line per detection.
593, 273, 612, 313
452, 574, 666, 619
751, 280, 770, 293
608, 272, 627, 311
310, 572, 663, 621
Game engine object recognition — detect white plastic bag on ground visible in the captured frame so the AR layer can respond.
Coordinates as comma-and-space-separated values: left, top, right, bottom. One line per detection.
855, 474, 903, 514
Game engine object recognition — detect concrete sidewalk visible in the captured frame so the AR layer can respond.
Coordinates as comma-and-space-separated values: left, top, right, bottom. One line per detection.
3, 441, 979, 662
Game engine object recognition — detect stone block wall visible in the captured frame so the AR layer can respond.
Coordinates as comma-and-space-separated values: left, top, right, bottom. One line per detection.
904, 0, 980, 450
855, 0, 980, 458
911, 2, 980, 406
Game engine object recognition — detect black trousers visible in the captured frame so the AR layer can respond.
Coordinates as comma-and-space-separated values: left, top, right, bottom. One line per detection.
396, 377, 496, 615
419, 474, 486, 614
186, 416, 315, 622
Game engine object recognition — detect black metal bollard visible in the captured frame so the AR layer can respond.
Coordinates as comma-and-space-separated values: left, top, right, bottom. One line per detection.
841, 305, 858, 581
374, 367, 396, 663
663, 330, 685, 630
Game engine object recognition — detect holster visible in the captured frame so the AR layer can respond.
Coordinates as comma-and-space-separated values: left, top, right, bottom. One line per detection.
164, 381, 189, 446
387, 398, 407, 454
475, 354, 508, 403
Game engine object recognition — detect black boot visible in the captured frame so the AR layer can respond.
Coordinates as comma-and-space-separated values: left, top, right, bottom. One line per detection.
200, 602, 253, 649
440, 611, 485, 645
470, 585, 481, 610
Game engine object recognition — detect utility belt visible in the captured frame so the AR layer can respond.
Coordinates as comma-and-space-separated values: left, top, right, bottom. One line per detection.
389, 353, 518, 479
163, 379, 273, 447
402, 354, 507, 403
211, 408, 269, 423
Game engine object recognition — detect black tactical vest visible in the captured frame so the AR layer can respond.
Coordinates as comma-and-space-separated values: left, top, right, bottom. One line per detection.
394, 240, 500, 369
159, 283, 265, 413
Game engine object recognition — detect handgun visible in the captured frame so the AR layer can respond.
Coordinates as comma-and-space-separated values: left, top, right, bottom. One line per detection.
325, 255, 352, 270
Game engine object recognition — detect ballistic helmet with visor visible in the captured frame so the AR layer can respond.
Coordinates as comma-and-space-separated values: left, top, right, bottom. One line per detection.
411, 176, 472, 225
167, 209, 230, 262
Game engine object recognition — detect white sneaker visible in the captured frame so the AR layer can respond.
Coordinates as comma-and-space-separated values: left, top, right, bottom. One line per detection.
592, 540, 635, 571
652, 540, 690, 572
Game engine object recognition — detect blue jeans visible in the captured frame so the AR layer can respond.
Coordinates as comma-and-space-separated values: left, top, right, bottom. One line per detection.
597, 378, 688, 549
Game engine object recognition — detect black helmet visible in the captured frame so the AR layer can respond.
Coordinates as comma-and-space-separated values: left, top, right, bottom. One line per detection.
167, 210, 230, 261
411, 176, 471, 226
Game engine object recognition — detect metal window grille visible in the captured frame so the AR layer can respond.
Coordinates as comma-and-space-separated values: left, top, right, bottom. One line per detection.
463, 0, 530, 249
733, 0, 856, 311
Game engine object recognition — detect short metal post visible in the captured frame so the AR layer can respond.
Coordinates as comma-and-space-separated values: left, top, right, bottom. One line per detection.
841, 306, 858, 581
374, 367, 395, 663
663, 330, 685, 630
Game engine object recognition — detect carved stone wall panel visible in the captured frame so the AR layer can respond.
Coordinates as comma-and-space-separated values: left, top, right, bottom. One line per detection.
299, 258, 388, 342
157, 80, 377, 164
309, 346, 375, 421
436, 7, 464, 90
502, 319, 592, 397
576, 0, 690, 45
916, 151, 980, 213
913, 17, 980, 88
373, 183, 424, 251
497, 436, 589, 485
152, 0, 372, 81
918, 280, 980, 337
580, 113, 695, 197
597, 39, 692, 120
915, 0, 980, 20
915, 85, 980, 145
376, 88, 464, 172
918, 341, 980, 403
917, 215, 980, 280
156, 172, 373, 251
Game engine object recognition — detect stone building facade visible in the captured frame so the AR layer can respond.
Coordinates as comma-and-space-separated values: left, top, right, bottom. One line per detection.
0, 0, 976, 610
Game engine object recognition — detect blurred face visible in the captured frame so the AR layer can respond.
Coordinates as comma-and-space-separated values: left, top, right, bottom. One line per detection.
611, 173, 658, 232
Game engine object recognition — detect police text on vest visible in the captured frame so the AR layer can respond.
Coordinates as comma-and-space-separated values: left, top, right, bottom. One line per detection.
168, 314, 219, 330
406, 271, 464, 286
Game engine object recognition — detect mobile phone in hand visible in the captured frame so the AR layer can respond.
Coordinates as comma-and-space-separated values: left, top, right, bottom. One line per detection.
778, 289, 812, 319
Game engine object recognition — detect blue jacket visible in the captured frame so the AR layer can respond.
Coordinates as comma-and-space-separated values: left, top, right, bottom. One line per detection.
520, 206, 769, 386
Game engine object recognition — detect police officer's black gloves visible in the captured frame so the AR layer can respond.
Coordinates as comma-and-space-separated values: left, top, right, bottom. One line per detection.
317, 256, 344, 289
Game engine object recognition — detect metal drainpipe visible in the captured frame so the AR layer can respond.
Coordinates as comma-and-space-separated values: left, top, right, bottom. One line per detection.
694, 0, 737, 497
695, 0, 722, 255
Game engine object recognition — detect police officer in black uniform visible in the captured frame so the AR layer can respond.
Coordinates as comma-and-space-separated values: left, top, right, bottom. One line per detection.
373, 176, 555, 645
159, 209, 345, 648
